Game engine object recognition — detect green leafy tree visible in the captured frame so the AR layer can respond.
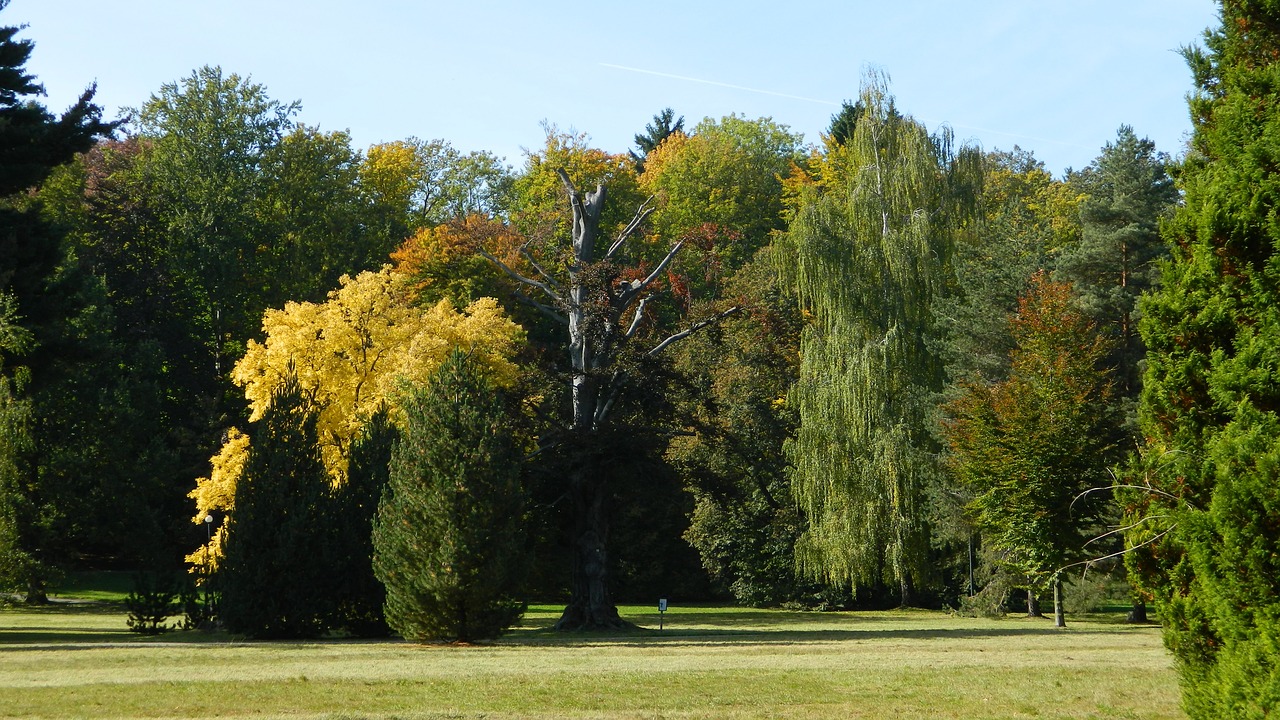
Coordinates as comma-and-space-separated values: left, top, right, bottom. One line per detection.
641, 114, 803, 275
0, 294, 33, 592
359, 137, 512, 244
931, 148, 1080, 609
943, 274, 1123, 627
38, 77, 405, 572
218, 372, 332, 639
372, 350, 526, 643
940, 148, 1077, 386
262, 125, 386, 304
132, 65, 300, 377
779, 74, 980, 603
1131, 4, 1280, 715
672, 253, 842, 606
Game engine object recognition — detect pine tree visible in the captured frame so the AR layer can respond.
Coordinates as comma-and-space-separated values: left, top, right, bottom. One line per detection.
0, 0, 118, 601
1059, 126, 1177, 404
780, 74, 981, 601
218, 373, 333, 638
629, 107, 684, 172
826, 100, 865, 147
1133, 4, 1280, 715
372, 349, 526, 643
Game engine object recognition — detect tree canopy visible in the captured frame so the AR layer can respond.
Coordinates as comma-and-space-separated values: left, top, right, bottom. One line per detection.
10, 13, 1278, 715
944, 273, 1123, 625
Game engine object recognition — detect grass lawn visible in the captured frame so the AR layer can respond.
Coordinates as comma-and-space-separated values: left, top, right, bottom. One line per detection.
0, 596, 1183, 719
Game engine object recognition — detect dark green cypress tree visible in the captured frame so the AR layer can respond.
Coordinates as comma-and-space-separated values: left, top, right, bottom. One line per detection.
1133, 3, 1280, 715
218, 373, 332, 639
372, 349, 526, 643
329, 406, 396, 637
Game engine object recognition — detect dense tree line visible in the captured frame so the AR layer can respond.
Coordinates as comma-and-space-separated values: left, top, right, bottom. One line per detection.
2, 2, 1277, 713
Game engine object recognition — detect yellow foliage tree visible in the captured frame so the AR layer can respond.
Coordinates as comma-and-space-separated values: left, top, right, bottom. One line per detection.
186, 265, 524, 570
185, 427, 249, 571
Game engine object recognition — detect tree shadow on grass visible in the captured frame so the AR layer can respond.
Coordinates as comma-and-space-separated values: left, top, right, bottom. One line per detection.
502, 624, 1093, 648
0, 630, 133, 646
0, 602, 1156, 650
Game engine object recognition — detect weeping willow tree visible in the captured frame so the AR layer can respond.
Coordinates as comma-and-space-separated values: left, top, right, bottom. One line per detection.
781, 75, 980, 601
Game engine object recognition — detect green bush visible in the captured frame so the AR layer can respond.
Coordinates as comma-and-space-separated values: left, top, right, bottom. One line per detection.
125, 572, 179, 635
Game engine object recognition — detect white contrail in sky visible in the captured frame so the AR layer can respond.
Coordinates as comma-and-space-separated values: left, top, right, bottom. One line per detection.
601, 62, 1091, 153
600, 63, 840, 107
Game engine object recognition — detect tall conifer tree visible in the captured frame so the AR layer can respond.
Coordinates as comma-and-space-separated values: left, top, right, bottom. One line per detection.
1059, 126, 1177, 404
328, 406, 396, 637
0, 1, 119, 600
372, 349, 526, 643
1134, 4, 1280, 715
218, 372, 332, 638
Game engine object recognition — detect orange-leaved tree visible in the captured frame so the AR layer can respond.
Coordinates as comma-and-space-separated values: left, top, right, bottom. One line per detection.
943, 272, 1122, 626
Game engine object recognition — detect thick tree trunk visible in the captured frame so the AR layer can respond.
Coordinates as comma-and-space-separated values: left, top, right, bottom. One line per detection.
24, 577, 47, 605
1126, 599, 1148, 624
554, 465, 629, 631
1027, 587, 1042, 617
483, 172, 722, 633
1053, 575, 1066, 628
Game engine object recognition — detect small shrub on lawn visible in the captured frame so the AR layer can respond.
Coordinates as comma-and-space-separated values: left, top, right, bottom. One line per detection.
125, 572, 179, 635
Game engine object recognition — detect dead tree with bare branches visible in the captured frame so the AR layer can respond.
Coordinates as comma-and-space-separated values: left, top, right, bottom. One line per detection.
482, 170, 738, 630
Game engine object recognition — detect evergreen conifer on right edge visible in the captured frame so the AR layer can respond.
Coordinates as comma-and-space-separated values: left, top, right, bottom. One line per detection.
1132, 3, 1280, 715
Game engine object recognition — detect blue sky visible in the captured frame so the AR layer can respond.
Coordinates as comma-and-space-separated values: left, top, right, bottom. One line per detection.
12, 1, 1218, 176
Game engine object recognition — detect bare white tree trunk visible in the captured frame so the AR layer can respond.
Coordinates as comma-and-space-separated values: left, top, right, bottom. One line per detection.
483, 170, 737, 630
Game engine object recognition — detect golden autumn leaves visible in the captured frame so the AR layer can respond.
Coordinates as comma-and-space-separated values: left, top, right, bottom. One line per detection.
186, 265, 524, 571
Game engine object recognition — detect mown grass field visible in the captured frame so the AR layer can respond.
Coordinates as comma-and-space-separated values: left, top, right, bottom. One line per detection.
0, 579, 1183, 720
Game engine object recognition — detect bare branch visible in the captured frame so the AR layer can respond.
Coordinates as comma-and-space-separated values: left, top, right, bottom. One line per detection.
624, 295, 656, 339
619, 241, 685, 308
556, 168, 591, 258
518, 243, 562, 291
594, 370, 624, 426
647, 306, 741, 357
1083, 514, 1173, 548
1055, 526, 1177, 578
1073, 483, 1196, 511
556, 168, 584, 220
606, 197, 656, 259
513, 289, 568, 325
479, 248, 562, 302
